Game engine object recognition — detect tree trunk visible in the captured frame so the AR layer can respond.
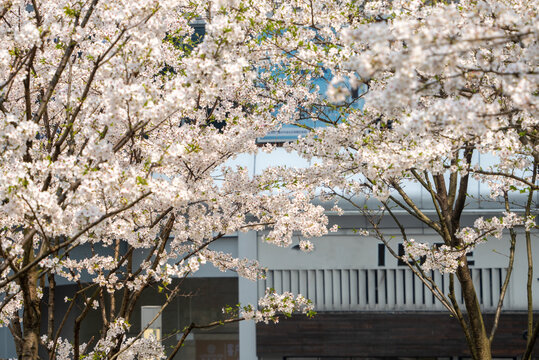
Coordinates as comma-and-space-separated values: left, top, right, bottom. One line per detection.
19, 270, 41, 360
19, 234, 41, 360
457, 262, 491, 360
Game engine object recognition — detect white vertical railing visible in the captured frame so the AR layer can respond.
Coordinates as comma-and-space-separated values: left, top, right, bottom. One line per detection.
259, 268, 510, 311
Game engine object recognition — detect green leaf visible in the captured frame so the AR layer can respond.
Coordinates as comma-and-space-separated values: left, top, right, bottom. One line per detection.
136, 176, 148, 186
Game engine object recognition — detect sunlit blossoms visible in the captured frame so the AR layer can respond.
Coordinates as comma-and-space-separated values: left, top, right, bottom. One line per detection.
0, 0, 336, 358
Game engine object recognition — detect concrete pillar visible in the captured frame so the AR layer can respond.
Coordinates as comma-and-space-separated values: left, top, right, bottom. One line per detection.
238, 231, 258, 360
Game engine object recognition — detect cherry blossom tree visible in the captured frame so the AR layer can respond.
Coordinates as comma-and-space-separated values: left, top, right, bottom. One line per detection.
269, 0, 538, 359
0, 0, 325, 359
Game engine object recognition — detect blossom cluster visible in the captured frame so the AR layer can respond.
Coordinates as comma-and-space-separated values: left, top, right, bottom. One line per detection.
240, 288, 314, 324
455, 212, 527, 245
404, 212, 532, 273
403, 239, 466, 274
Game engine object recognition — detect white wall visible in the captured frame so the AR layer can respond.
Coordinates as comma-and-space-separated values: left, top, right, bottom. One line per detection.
256, 228, 539, 311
